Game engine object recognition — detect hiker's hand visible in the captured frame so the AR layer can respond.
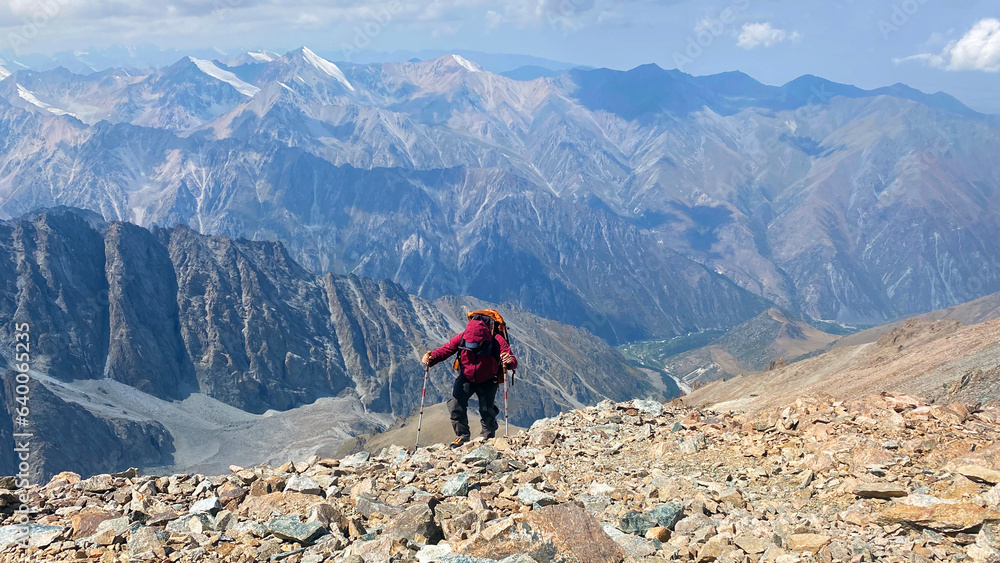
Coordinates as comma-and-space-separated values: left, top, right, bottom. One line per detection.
501, 352, 515, 368
421, 352, 433, 366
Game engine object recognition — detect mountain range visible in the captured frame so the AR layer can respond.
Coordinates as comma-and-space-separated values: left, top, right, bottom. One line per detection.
0, 207, 656, 480
0, 47, 998, 347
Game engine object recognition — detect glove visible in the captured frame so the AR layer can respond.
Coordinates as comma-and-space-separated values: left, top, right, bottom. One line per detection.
421, 352, 433, 366
501, 352, 515, 368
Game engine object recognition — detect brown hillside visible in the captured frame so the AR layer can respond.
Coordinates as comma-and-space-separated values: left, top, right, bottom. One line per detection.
684, 317, 1000, 413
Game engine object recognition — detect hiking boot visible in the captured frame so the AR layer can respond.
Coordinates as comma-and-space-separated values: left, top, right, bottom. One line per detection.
450, 436, 469, 448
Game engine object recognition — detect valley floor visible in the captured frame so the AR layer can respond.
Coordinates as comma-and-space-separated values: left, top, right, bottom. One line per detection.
36, 372, 394, 475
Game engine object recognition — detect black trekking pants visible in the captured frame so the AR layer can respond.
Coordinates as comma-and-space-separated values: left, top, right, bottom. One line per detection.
448, 375, 500, 440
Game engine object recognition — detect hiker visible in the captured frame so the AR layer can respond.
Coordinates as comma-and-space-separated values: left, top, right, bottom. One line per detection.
422, 311, 517, 446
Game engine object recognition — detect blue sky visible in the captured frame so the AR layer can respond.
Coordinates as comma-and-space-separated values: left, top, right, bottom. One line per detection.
2, 0, 998, 112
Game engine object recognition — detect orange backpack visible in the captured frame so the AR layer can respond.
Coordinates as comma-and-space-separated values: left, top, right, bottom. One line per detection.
454, 309, 510, 383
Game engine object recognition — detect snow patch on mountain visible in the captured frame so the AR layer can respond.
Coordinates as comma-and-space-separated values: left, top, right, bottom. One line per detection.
190, 57, 261, 97
16, 84, 74, 116
299, 47, 355, 91
0, 66, 9, 80
452, 54, 481, 73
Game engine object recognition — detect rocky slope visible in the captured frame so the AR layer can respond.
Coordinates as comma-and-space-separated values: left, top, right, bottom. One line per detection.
3, 52, 999, 337
683, 316, 1000, 414
0, 208, 654, 481
4, 393, 1000, 562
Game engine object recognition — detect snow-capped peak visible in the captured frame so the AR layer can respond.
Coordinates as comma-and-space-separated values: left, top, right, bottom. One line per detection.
189, 57, 261, 97
0, 66, 10, 80
451, 55, 481, 73
246, 50, 278, 63
295, 47, 355, 92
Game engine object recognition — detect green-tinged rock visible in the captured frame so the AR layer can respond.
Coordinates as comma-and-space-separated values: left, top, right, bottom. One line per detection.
618, 510, 654, 535
443, 473, 472, 497
645, 502, 684, 529
266, 515, 327, 543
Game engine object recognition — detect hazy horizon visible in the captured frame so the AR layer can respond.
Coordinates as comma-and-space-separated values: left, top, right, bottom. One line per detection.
1, 1, 997, 113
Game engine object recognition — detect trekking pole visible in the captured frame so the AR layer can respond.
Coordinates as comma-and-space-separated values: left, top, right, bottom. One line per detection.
504, 374, 508, 437
504, 369, 514, 437
415, 364, 429, 449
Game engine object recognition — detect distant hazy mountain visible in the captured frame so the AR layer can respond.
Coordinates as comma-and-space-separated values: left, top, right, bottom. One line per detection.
0, 207, 656, 480
0, 48, 997, 341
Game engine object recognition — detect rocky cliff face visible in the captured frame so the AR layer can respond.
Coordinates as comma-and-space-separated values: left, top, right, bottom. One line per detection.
0, 208, 655, 481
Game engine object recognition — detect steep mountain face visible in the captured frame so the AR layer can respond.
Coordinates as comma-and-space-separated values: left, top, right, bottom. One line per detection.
0, 115, 764, 343
0, 51, 998, 336
0, 208, 655, 480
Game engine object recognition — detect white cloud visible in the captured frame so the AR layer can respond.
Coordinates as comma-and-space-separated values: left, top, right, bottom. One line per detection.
899, 18, 1000, 72
736, 22, 799, 50
295, 13, 320, 25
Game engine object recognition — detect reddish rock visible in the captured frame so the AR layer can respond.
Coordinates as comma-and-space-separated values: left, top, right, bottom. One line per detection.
70, 509, 118, 539
526, 503, 626, 563
877, 503, 1000, 532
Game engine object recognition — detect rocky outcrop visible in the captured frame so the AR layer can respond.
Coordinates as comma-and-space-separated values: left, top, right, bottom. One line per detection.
3, 393, 999, 562
105, 221, 196, 399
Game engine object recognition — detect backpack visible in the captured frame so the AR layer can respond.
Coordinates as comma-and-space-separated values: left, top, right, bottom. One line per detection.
454, 309, 510, 383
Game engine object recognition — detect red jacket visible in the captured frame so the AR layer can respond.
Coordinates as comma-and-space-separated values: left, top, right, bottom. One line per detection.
428, 320, 518, 383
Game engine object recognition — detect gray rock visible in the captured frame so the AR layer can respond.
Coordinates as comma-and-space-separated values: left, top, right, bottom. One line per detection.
383, 503, 443, 544
0, 524, 64, 549
674, 514, 716, 537
462, 446, 498, 465
614, 534, 658, 558
355, 494, 403, 518
95, 516, 132, 536
498, 556, 540, 563
441, 556, 498, 563
341, 452, 370, 468
230, 521, 268, 538
212, 510, 235, 531
516, 485, 557, 508
75, 474, 115, 492
416, 543, 454, 562
127, 526, 167, 558
633, 399, 663, 415
600, 523, 627, 539
190, 496, 222, 515
167, 514, 215, 535
284, 475, 323, 496
442, 473, 472, 497
266, 515, 327, 544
